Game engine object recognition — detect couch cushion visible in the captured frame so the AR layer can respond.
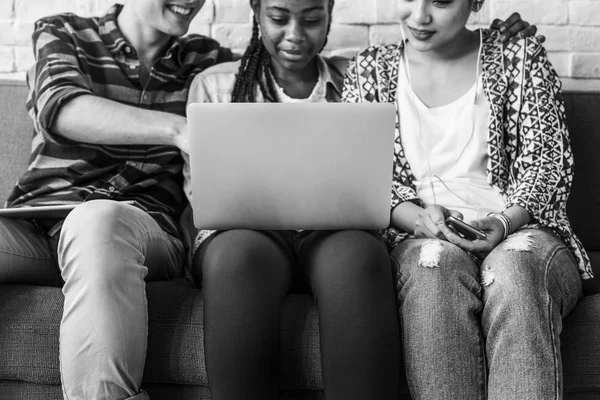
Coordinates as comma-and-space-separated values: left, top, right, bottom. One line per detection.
0, 381, 214, 400
0, 79, 31, 205
583, 252, 600, 295
0, 279, 325, 390
564, 92, 600, 290
2, 280, 599, 395
562, 294, 600, 393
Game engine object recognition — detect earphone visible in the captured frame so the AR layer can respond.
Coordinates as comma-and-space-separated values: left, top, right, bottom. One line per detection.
472, 0, 485, 12
399, 10, 485, 217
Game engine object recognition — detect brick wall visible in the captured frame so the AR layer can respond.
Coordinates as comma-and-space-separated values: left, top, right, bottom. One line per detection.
1, 0, 599, 89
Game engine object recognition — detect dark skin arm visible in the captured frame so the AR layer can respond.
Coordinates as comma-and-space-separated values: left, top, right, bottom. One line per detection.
492, 12, 546, 43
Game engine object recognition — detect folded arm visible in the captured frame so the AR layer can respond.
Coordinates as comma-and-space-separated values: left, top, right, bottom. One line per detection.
29, 17, 187, 151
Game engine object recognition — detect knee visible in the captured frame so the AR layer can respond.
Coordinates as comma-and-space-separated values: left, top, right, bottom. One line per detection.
200, 230, 290, 289
481, 230, 551, 293
61, 200, 136, 241
393, 239, 480, 297
59, 200, 147, 284
311, 230, 391, 285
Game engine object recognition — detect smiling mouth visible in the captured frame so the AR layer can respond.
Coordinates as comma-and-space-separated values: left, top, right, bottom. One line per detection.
166, 4, 194, 17
281, 49, 305, 59
408, 27, 435, 39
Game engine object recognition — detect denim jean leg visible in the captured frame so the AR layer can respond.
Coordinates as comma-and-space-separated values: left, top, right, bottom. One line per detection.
58, 200, 184, 400
393, 238, 486, 400
481, 228, 582, 400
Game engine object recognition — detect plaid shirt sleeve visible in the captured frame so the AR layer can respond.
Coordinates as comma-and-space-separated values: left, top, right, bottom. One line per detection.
27, 15, 94, 145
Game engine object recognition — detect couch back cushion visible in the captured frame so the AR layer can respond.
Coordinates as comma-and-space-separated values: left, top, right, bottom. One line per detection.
0, 79, 30, 205
563, 92, 600, 294
0, 80, 598, 291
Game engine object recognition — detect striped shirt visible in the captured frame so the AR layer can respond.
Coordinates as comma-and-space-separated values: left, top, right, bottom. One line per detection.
6, 4, 233, 239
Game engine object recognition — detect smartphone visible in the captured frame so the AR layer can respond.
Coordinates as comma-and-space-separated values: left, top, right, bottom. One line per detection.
446, 216, 487, 241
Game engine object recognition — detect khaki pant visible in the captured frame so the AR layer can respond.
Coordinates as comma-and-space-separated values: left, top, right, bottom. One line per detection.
0, 200, 184, 399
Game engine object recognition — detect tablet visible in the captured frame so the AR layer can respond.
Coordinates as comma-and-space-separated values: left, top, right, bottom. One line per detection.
0, 201, 136, 219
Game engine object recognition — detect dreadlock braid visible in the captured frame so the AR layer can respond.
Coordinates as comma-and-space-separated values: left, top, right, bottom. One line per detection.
231, 0, 335, 103
232, 19, 273, 102
321, 0, 334, 51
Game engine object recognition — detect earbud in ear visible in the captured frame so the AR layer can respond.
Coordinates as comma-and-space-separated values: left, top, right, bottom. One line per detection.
472, 0, 484, 12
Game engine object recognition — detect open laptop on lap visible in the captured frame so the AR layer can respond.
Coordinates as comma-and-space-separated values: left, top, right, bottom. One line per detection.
187, 103, 396, 231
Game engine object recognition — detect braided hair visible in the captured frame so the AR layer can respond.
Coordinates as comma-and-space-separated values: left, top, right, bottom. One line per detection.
231, 0, 335, 103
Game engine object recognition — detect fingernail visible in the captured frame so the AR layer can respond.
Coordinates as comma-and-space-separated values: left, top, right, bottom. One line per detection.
498, 35, 506, 43
499, 25, 506, 33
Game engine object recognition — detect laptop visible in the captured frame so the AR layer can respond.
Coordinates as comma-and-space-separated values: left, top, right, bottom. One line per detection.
187, 103, 396, 230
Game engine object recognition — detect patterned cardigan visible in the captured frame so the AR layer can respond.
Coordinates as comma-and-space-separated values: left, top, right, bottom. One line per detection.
342, 29, 592, 280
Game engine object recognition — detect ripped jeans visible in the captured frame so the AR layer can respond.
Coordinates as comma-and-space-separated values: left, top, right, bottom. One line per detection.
392, 228, 582, 400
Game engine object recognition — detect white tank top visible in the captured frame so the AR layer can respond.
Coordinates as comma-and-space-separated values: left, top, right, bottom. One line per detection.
397, 58, 506, 222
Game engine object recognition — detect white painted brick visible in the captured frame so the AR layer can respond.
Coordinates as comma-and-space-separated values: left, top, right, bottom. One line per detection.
0, 72, 26, 80
214, 0, 251, 23
0, 46, 15, 72
0, 21, 15, 46
374, 0, 398, 24
14, 45, 34, 71
211, 23, 252, 50
369, 24, 402, 47
14, 0, 80, 22
471, 3, 492, 26
79, 0, 121, 16
229, 48, 247, 56
562, 78, 600, 91
196, 0, 215, 24
14, 21, 34, 46
538, 26, 570, 52
333, 0, 376, 25
187, 24, 211, 37
334, 0, 397, 25
490, 0, 568, 26
547, 52, 570, 78
323, 24, 369, 53
322, 47, 362, 60
571, 53, 600, 79
0, 0, 13, 20
568, 27, 600, 52
1, 0, 600, 82
569, 0, 600, 26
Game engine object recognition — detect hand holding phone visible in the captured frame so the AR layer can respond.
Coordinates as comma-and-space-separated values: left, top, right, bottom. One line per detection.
446, 216, 487, 241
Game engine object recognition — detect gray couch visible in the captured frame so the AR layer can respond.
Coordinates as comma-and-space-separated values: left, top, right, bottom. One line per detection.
0, 78, 599, 399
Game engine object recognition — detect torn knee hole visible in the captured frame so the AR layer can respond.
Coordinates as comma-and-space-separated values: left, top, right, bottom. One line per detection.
481, 266, 495, 287
502, 232, 535, 252
481, 232, 536, 286
418, 240, 443, 268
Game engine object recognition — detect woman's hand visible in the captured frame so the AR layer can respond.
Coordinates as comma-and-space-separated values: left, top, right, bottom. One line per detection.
446, 216, 505, 259
491, 13, 546, 44
413, 205, 463, 241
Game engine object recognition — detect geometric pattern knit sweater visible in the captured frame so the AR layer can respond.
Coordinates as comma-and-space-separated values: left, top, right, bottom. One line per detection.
342, 28, 592, 280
